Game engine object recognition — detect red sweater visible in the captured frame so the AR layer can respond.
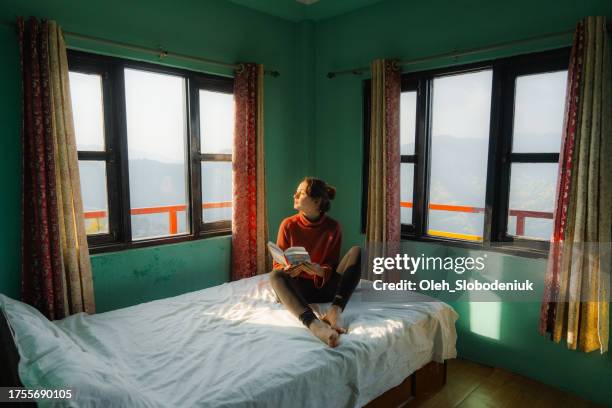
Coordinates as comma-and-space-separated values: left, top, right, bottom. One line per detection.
274, 213, 342, 287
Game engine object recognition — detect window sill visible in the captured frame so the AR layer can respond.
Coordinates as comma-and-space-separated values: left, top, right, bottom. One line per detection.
400, 234, 549, 259
88, 229, 231, 254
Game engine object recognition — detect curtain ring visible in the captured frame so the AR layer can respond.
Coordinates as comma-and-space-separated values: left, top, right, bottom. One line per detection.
236, 63, 245, 74
158, 49, 168, 59
391, 60, 400, 71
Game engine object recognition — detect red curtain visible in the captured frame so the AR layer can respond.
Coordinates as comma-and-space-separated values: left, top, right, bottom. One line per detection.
19, 17, 65, 320
232, 63, 268, 280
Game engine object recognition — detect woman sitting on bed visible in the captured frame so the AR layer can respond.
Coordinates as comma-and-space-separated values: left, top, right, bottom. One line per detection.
270, 177, 361, 347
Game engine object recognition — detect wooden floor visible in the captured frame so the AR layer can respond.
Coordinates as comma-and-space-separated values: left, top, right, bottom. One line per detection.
412, 359, 602, 408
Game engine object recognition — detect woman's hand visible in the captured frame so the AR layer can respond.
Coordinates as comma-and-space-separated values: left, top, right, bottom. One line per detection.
298, 263, 325, 278
283, 263, 325, 278
283, 264, 303, 277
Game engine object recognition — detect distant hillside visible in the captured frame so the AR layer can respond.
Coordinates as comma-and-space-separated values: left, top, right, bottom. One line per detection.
401, 133, 557, 238
80, 158, 232, 238
80, 134, 555, 239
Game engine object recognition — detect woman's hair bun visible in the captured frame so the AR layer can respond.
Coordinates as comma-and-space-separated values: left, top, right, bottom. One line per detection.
325, 185, 336, 200
301, 177, 336, 213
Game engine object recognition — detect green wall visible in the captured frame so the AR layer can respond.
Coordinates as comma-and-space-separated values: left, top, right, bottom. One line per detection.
0, 24, 21, 302
91, 237, 230, 312
313, 0, 612, 405
2, 0, 612, 404
0, 0, 311, 309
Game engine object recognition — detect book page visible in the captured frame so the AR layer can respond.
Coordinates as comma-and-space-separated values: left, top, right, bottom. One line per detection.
267, 242, 288, 266
284, 247, 311, 265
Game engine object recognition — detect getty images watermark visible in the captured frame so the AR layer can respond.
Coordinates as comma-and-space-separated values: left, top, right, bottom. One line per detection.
359, 242, 611, 302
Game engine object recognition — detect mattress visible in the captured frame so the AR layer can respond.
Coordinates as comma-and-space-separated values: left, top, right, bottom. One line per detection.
1, 274, 457, 407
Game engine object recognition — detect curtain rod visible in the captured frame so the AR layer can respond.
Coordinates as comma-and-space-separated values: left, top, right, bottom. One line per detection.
0, 20, 280, 77
326, 28, 589, 79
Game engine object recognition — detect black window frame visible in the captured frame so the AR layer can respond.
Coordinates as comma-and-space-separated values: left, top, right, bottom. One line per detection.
69, 50, 234, 253
189, 76, 234, 235
362, 47, 570, 258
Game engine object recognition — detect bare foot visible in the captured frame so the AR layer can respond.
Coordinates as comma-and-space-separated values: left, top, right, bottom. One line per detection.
309, 319, 339, 347
322, 305, 346, 334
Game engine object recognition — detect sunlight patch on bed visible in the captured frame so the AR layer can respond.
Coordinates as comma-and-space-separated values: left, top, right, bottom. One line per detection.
350, 319, 404, 339
201, 306, 302, 328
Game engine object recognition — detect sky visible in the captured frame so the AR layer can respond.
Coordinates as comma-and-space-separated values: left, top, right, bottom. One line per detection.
70, 71, 105, 151
70, 68, 235, 163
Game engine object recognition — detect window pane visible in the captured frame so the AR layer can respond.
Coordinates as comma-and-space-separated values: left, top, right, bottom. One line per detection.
124, 68, 189, 240
69, 72, 105, 151
512, 71, 567, 153
79, 160, 109, 235
400, 91, 417, 155
428, 70, 492, 241
200, 90, 234, 154
202, 161, 232, 223
400, 163, 414, 225
507, 163, 556, 240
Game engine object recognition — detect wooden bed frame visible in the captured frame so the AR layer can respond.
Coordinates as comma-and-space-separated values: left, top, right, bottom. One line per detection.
1, 311, 447, 407
365, 360, 447, 407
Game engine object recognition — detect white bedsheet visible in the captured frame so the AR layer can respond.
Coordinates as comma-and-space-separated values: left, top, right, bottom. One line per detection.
1, 275, 457, 408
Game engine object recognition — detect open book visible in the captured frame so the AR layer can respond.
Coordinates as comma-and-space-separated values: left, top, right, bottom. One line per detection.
267, 242, 311, 267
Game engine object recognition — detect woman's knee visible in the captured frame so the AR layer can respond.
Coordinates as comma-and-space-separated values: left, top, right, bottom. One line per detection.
347, 246, 361, 265
341, 247, 361, 279
338, 246, 362, 274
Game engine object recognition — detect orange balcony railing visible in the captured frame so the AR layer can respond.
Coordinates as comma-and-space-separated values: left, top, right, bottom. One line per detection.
84, 201, 232, 235
400, 201, 552, 241
84, 201, 552, 240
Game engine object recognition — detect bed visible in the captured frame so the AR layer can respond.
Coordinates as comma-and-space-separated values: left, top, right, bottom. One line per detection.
0, 274, 457, 407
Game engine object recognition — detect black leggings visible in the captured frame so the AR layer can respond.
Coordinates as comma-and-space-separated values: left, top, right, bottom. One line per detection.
269, 255, 361, 327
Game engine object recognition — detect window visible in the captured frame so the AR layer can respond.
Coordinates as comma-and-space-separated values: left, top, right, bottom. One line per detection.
124, 69, 190, 240
363, 48, 570, 254
428, 70, 492, 242
505, 71, 566, 240
197, 89, 234, 226
69, 51, 234, 252
400, 88, 417, 229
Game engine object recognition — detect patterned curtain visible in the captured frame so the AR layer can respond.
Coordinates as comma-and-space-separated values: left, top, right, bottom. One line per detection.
539, 16, 611, 353
19, 18, 95, 320
365, 59, 401, 280
232, 63, 269, 280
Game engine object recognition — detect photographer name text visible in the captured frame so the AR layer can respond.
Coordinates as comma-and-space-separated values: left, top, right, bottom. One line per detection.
372, 279, 535, 292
